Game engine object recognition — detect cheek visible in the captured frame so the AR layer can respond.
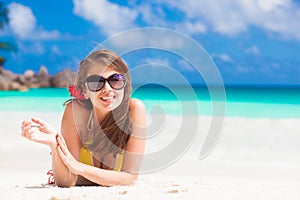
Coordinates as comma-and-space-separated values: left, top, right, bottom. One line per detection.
83, 87, 89, 99
113, 90, 125, 108
87, 91, 98, 104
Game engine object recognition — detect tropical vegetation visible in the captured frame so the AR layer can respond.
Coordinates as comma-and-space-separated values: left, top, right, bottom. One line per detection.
0, 2, 16, 66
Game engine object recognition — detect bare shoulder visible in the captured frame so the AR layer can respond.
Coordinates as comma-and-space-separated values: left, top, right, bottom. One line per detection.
63, 101, 89, 119
130, 98, 146, 115
130, 98, 146, 128
62, 101, 87, 157
62, 101, 90, 136
64, 100, 85, 113
62, 101, 78, 133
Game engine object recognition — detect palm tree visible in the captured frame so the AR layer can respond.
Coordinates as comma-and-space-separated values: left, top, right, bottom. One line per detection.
0, 2, 8, 29
0, 2, 16, 66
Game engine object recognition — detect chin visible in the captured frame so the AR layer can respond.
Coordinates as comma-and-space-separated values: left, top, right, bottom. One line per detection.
94, 102, 121, 112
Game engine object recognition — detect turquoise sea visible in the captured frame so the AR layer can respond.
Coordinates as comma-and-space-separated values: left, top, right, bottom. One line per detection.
0, 86, 299, 118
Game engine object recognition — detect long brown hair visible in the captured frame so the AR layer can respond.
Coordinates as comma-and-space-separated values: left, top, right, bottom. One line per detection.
69, 49, 132, 157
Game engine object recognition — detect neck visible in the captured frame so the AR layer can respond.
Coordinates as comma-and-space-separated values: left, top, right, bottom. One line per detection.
93, 108, 110, 124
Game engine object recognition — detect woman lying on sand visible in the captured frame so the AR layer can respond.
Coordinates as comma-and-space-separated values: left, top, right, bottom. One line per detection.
21, 49, 146, 187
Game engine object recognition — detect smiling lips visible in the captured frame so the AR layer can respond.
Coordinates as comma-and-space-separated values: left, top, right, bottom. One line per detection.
100, 96, 115, 102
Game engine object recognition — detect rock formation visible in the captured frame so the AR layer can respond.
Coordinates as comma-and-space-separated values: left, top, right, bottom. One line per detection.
0, 66, 76, 91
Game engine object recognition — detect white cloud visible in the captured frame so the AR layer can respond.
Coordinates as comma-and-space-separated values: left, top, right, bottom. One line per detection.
7, 2, 61, 40
213, 53, 233, 62
158, 0, 300, 40
51, 45, 62, 56
244, 45, 261, 55
17, 41, 45, 55
103, 28, 185, 51
134, 2, 207, 35
72, 0, 300, 40
177, 59, 194, 72
257, 0, 287, 12
143, 58, 171, 67
73, 0, 138, 36
34, 27, 61, 40
7, 3, 36, 39
176, 21, 207, 34
136, 4, 167, 27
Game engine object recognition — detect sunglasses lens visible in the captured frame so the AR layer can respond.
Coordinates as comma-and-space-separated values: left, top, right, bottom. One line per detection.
85, 74, 126, 92
86, 75, 104, 91
108, 74, 126, 90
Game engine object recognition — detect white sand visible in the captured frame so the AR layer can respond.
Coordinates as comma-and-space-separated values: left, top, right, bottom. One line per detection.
1, 111, 300, 200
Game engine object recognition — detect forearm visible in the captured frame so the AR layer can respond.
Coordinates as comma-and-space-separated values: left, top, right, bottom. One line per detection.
77, 165, 137, 186
50, 144, 77, 187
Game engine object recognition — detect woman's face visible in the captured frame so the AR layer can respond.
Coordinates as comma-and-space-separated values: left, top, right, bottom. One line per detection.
84, 64, 125, 112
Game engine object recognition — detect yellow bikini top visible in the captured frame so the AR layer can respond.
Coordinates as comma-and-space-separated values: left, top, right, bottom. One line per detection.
79, 146, 124, 171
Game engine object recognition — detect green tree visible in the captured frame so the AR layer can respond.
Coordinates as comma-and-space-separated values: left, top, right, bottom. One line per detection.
0, 2, 16, 66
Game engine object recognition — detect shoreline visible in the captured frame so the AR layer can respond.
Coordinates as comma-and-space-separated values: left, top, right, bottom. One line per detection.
1, 87, 300, 119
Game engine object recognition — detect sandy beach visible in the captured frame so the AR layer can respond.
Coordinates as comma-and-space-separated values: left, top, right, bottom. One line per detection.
1, 111, 300, 199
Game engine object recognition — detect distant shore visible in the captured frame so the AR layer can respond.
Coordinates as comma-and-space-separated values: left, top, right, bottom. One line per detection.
0, 66, 75, 91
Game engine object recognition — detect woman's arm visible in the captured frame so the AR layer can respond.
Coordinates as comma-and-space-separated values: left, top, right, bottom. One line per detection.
121, 98, 147, 181
50, 140, 77, 187
21, 102, 87, 187
52, 101, 82, 187
57, 98, 146, 186
20, 112, 78, 187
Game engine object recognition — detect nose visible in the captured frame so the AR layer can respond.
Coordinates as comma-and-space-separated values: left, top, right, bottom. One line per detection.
101, 80, 112, 94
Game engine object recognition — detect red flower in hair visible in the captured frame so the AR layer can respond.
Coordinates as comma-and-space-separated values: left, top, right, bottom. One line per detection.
68, 86, 85, 100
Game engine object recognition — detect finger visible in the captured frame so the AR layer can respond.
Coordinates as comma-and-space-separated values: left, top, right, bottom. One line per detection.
22, 130, 28, 138
57, 135, 67, 147
23, 124, 34, 133
32, 118, 56, 134
21, 120, 31, 126
57, 146, 73, 171
57, 137, 67, 155
22, 125, 33, 137
28, 132, 36, 141
31, 118, 47, 127
24, 128, 34, 139
21, 120, 31, 130
57, 136, 74, 158
57, 134, 62, 145
21, 127, 26, 137
57, 146, 65, 160
57, 146, 67, 163
21, 129, 27, 137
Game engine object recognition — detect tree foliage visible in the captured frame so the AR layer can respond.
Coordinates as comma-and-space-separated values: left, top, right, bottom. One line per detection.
0, 2, 9, 29
0, 2, 17, 66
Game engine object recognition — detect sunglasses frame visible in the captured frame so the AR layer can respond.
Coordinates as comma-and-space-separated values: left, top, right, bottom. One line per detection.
85, 73, 126, 92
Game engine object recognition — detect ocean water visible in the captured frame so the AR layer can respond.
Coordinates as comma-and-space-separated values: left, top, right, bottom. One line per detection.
0, 86, 299, 118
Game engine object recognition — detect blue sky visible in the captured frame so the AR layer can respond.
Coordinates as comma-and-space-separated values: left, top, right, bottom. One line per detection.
1, 0, 300, 86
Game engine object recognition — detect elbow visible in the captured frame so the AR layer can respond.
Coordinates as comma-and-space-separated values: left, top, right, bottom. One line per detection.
56, 179, 76, 188
120, 173, 138, 186
54, 175, 77, 188
56, 182, 74, 188
128, 174, 138, 186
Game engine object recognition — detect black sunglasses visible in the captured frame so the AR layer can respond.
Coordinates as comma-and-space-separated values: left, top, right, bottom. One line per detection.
85, 73, 126, 92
